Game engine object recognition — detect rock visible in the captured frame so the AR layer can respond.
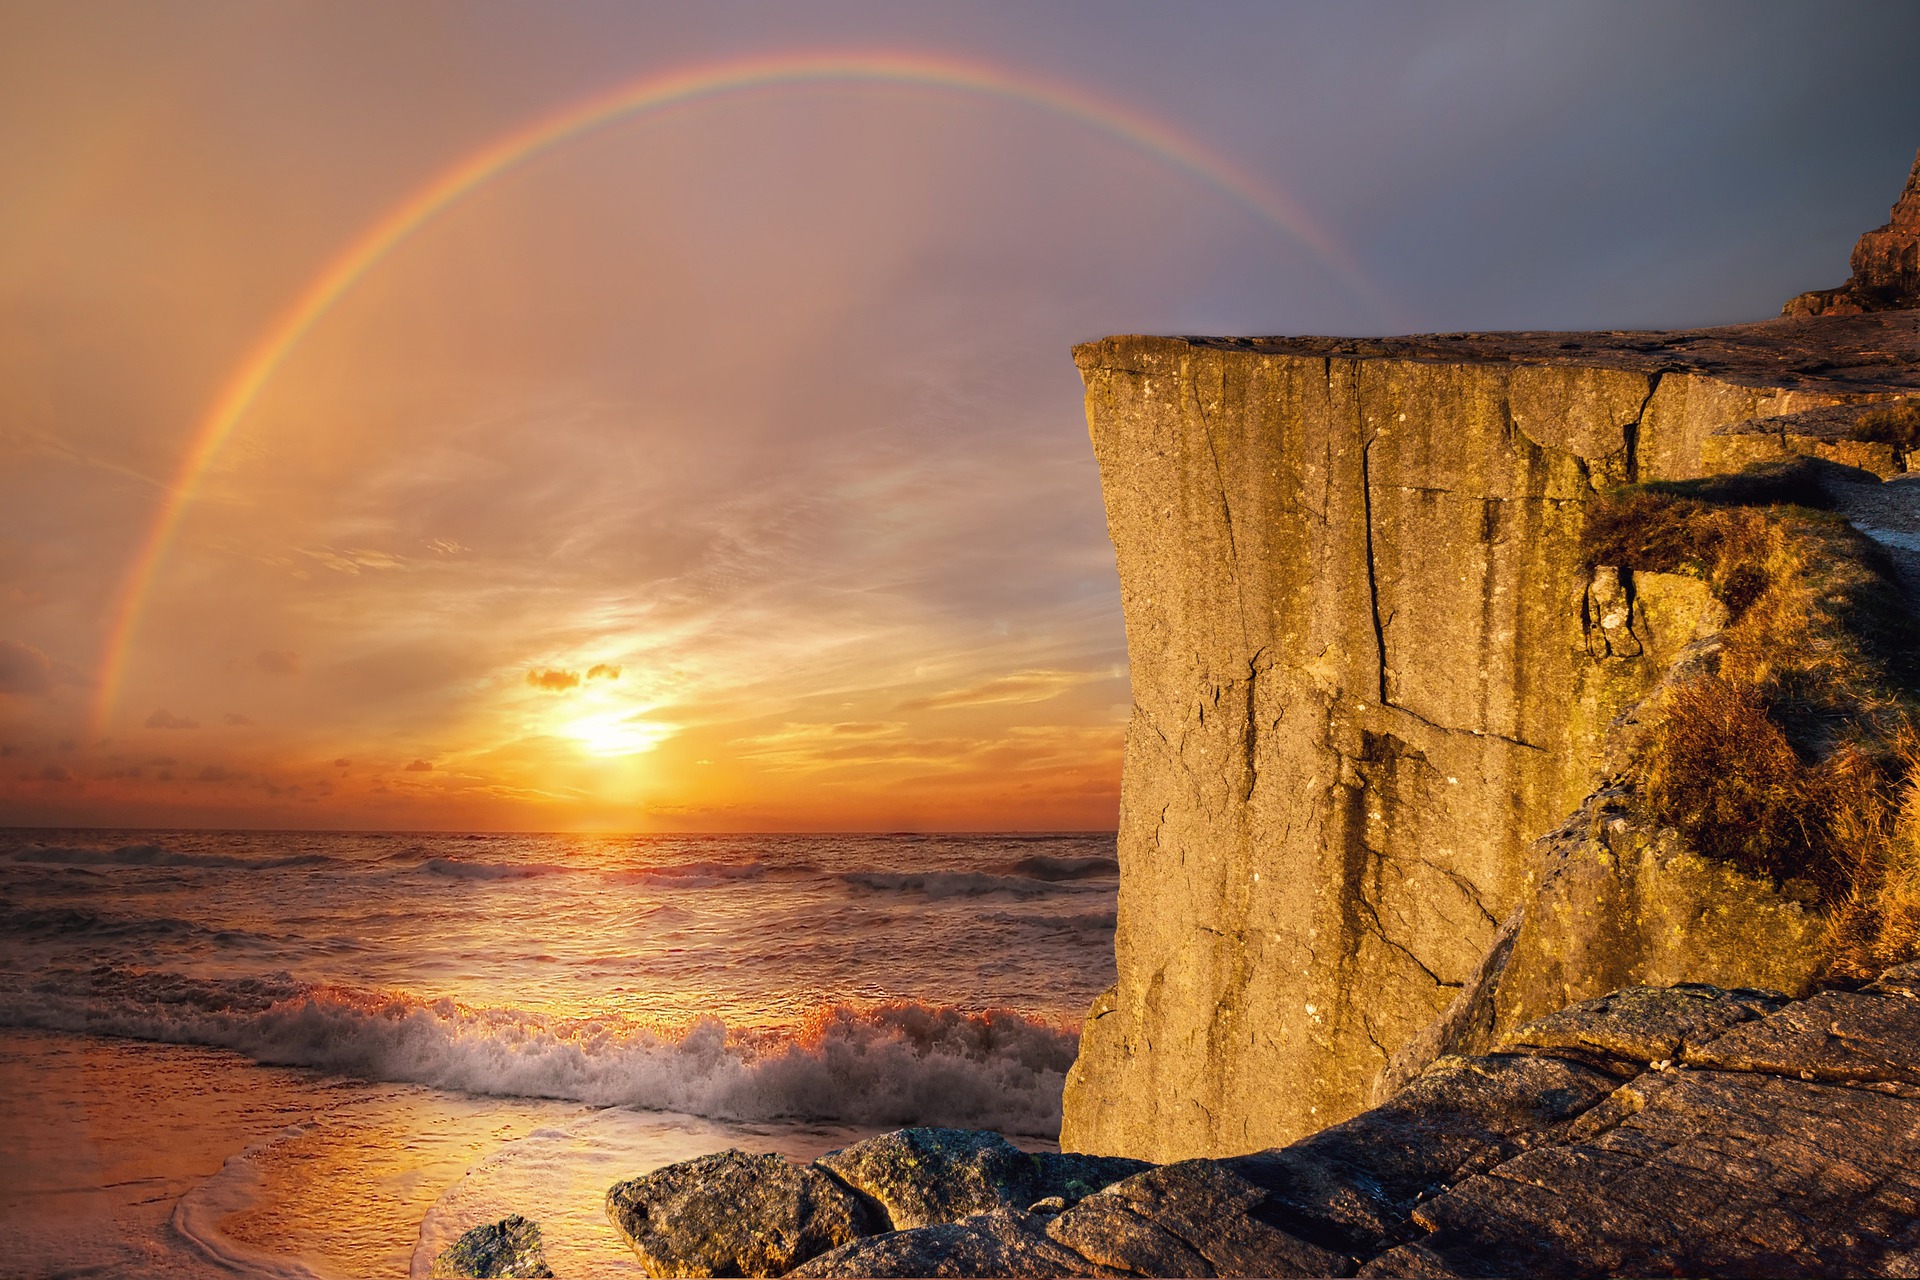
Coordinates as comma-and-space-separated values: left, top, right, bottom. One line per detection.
1369, 1068, 1920, 1278
788, 1210, 1115, 1279
1029, 1150, 1155, 1206
427, 1214, 553, 1279
605, 1149, 875, 1277
1496, 982, 1785, 1070
1370, 908, 1524, 1106
1681, 985, 1920, 1085
815, 1128, 1145, 1230
1051, 1161, 1355, 1277
1485, 783, 1829, 1039
1785, 148, 1920, 316
1350, 975, 1920, 1276
1232, 1050, 1618, 1256
1064, 316, 1920, 1161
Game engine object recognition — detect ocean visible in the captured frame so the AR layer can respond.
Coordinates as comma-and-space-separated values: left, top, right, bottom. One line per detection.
0, 828, 1117, 1278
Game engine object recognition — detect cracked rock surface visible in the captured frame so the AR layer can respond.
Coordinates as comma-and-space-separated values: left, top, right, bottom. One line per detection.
1065, 316, 1919, 1161
608, 972, 1920, 1278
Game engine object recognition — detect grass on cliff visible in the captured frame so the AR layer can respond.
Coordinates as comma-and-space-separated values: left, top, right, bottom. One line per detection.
1581, 458, 1920, 978
1847, 401, 1920, 451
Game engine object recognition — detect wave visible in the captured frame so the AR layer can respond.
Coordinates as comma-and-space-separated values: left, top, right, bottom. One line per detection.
420, 857, 569, 882
171, 1126, 329, 1280
838, 870, 1081, 899
0, 968, 1078, 1136
998, 855, 1119, 881
6, 842, 335, 872
420, 856, 774, 888
983, 908, 1118, 937
0, 899, 262, 947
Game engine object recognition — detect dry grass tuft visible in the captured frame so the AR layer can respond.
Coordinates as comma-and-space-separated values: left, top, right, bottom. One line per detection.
1584, 459, 1920, 977
1848, 402, 1920, 451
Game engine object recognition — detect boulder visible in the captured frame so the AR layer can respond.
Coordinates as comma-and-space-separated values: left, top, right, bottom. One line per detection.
1048, 1162, 1354, 1277
427, 1214, 553, 1279
815, 1128, 1145, 1229
605, 1149, 875, 1277
788, 1210, 1112, 1279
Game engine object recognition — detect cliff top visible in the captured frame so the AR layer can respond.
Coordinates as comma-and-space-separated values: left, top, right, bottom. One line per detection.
1077, 310, 1920, 395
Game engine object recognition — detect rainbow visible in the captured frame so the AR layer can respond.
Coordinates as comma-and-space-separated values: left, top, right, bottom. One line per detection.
91, 49, 1390, 733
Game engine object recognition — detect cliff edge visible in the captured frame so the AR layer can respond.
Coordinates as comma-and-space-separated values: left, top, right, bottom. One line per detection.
1064, 311, 1920, 1161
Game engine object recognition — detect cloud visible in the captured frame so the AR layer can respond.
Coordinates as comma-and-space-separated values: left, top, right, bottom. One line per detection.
253, 649, 300, 675
896, 669, 1108, 713
527, 668, 581, 691
196, 764, 240, 782
405, 758, 434, 771
301, 546, 406, 576
223, 712, 254, 725
333, 757, 351, 768
587, 663, 622, 680
144, 708, 199, 730
0, 639, 63, 695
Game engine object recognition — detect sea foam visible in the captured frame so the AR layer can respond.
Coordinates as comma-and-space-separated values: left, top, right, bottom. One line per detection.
0, 967, 1079, 1136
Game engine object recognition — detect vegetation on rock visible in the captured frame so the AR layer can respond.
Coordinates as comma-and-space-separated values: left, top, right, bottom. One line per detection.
1848, 401, 1920, 452
1580, 459, 1920, 978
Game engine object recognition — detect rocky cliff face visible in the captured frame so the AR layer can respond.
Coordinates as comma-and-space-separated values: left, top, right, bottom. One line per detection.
1065, 314, 1920, 1161
1785, 148, 1920, 317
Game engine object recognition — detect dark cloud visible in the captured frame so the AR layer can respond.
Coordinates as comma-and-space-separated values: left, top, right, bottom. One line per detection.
586, 663, 621, 680
0, 640, 58, 695
253, 650, 300, 675
144, 709, 199, 730
334, 757, 351, 767
405, 758, 434, 771
528, 668, 581, 691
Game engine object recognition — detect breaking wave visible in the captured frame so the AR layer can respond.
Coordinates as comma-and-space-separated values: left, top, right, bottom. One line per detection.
0, 967, 1079, 1136
999, 854, 1119, 881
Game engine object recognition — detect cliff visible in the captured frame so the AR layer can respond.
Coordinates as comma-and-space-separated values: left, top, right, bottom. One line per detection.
1063, 312, 1920, 1161
1784, 147, 1920, 317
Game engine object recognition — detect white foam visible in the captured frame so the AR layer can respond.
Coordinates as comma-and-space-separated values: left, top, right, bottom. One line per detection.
171, 1126, 332, 1280
1, 975, 1078, 1136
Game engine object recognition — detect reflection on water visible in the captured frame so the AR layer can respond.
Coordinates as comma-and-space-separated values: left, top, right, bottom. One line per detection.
0, 831, 1114, 1276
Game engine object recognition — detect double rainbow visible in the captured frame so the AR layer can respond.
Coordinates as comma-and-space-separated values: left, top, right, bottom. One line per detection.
91, 49, 1387, 733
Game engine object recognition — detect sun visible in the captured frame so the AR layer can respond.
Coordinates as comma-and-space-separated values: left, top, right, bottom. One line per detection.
557, 706, 677, 757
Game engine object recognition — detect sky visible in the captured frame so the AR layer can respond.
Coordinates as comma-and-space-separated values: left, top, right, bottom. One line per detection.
2, 2, 1918, 833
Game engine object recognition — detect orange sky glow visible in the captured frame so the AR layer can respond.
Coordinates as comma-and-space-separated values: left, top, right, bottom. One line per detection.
9, 6, 1906, 832
5, 17, 1389, 831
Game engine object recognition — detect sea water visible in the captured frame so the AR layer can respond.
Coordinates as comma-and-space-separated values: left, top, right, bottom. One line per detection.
0, 829, 1117, 1277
